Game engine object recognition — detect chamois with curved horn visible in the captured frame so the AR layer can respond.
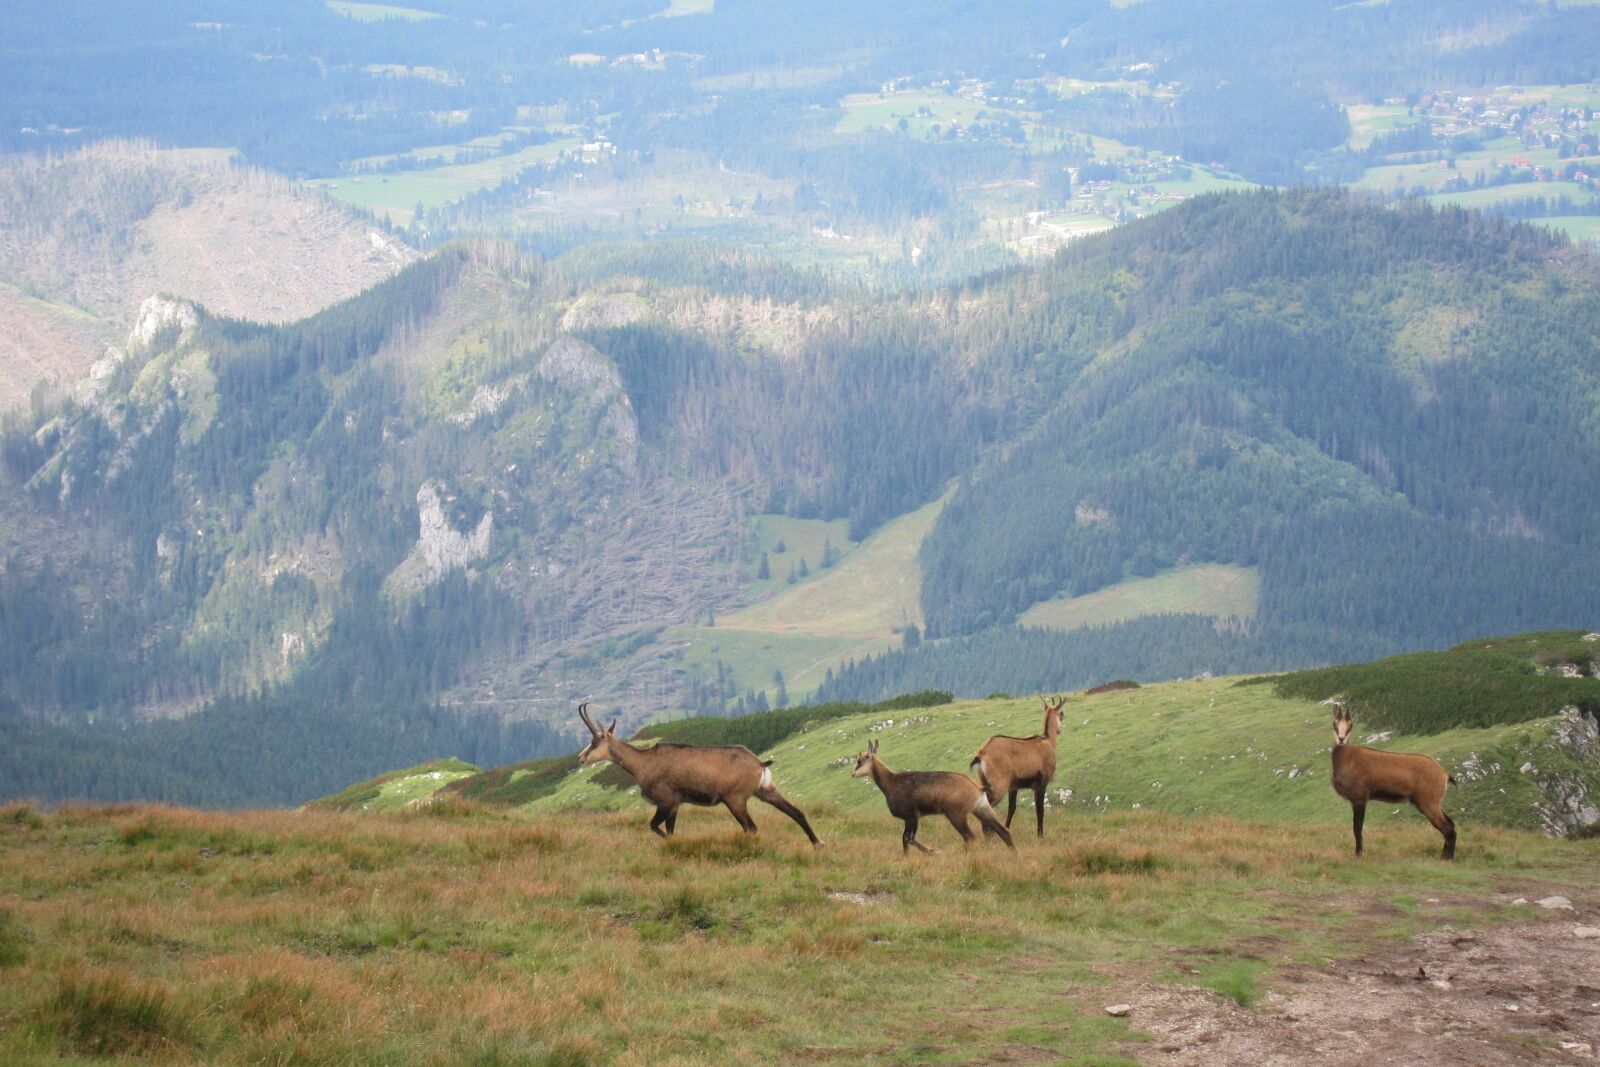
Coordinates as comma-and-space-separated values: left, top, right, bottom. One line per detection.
575, 703, 821, 846
1330, 703, 1457, 860
853, 739, 1015, 853
970, 694, 1066, 836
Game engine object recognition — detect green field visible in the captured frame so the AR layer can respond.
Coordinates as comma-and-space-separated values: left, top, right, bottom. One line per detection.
1345, 103, 1414, 150
722, 499, 939, 638
315, 139, 578, 224
735, 514, 856, 606
1018, 564, 1260, 631
667, 626, 897, 705
664, 501, 942, 703
305, 759, 482, 813
326, 0, 440, 20
1424, 180, 1599, 209
1537, 214, 1600, 242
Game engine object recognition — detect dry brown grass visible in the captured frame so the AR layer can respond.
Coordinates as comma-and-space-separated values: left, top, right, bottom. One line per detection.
0, 799, 1594, 1065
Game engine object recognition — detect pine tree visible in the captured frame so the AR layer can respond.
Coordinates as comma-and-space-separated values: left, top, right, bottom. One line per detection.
757, 552, 770, 580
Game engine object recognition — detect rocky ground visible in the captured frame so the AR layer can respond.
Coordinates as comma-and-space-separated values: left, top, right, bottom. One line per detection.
1116, 892, 1600, 1065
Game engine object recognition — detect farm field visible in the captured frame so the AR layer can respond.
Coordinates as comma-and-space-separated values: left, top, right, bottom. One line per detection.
1538, 214, 1600, 241
314, 139, 578, 224
1425, 180, 1599, 209
1018, 564, 1260, 632
326, 0, 440, 20
1345, 103, 1413, 149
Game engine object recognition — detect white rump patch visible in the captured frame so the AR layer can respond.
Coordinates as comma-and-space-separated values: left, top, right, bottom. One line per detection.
759, 766, 773, 790
973, 793, 996, 816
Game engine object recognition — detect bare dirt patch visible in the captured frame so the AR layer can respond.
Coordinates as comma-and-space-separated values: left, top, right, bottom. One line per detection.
1117, 903, 1600, 1065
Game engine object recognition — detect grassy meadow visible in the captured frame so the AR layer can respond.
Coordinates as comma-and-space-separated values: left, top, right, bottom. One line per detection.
315, 140, 578, 225
1017, 564, 1259, 632
2, 794, 1594, 1066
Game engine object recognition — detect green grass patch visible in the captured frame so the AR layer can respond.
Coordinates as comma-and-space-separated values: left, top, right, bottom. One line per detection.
723, 496, 942, 638
305, 758, 480, 813
326, 0, 440, 20
314, 139, 579, 224
1537, 215, 1600, 243
1019, 563, 1259, 631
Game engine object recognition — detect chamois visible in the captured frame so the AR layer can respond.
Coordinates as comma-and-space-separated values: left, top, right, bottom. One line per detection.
852, 739, 1015, 853
970, 694, 1066, 836
575, 704, 821, 846
1330, 704, 1456, 860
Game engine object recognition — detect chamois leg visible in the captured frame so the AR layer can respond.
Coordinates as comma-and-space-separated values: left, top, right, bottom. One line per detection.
650, 804, 678, 838
945, 810, 977, 846
1033, 786, 1046, 838
725, 795, 758, 834
1004, 789, 1018, 828
665, 808, 678, 834
1350, 801, 1366, 857
755, 785, 823, 846
901, 814, 936, 854
972, 797, 1016, 850
1416, 799, 1457, 861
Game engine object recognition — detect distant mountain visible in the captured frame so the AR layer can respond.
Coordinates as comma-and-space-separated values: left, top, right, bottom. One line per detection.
0, 142, 414, 412
3, 188, 1598, 805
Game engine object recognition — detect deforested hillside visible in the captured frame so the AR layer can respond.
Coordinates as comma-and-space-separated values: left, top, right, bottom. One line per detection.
3, 188, 1600, 805
0, 142, 415, 411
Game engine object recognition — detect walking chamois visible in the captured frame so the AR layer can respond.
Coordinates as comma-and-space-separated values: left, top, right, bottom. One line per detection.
1330, 704, 1456, 860
575, 704, 821, 846
853, 739, 1015, 853
970, 694, 1066, 836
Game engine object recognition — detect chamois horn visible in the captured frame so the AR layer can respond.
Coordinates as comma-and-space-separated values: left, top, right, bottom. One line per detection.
578, 702, 599, 735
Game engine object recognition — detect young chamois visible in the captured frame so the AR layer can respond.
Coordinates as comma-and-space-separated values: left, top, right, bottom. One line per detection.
852, 739, 1015, 853
970, 694, 1066, 836
1330, 704, 1456, 860
575, 704, 821, 846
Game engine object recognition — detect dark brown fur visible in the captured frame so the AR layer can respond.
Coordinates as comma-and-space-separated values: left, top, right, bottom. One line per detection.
854, 739, 1015, 853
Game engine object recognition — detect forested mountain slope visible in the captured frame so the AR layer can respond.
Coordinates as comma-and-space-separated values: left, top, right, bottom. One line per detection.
3, 188, 1598, 805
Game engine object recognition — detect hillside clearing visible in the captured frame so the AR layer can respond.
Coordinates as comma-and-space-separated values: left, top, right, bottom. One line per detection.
1018, 563, 1260, 631
720, 497, 940, 638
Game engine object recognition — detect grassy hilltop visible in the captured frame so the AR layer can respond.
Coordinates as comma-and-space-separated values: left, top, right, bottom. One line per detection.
328, 631, 1600, 838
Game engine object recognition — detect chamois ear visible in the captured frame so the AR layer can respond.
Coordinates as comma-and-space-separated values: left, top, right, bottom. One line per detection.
606, 717, 618, 736
868, 738, 878, 754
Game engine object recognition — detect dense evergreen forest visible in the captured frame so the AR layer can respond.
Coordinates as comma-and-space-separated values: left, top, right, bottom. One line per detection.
2, 189, 1598, 804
